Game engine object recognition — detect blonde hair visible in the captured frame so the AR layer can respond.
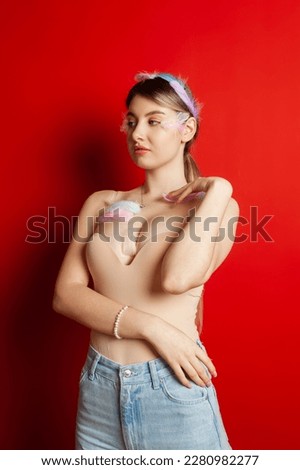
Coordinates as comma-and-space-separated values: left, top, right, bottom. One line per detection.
125, 75, 203, 182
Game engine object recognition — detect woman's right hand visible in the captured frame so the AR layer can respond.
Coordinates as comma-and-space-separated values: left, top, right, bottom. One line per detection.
145, 318, 217, 388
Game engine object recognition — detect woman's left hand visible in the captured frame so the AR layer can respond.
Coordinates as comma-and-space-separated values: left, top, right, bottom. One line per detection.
166, 176, 232, 204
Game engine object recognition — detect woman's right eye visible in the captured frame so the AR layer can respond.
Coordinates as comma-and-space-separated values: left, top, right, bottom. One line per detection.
127, 121, 136, 128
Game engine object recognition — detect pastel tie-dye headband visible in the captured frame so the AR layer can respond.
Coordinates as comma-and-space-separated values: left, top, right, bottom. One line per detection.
135, 71, 200, 119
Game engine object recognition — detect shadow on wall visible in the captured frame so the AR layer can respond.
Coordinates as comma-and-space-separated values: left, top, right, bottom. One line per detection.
54, 113, 139, 197
65, 119, 117, 192
4, 118, 129, 449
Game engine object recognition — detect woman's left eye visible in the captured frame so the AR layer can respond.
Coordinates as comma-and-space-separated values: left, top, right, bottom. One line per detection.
149, 119, 160, 126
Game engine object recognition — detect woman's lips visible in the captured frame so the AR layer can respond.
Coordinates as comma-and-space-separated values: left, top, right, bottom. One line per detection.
134, 147, 150, 155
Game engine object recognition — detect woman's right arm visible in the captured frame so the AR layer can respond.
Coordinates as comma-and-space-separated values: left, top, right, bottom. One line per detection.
53, 191, 216, 388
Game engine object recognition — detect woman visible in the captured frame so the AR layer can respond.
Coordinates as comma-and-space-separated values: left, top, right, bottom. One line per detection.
53, 71, 239, 450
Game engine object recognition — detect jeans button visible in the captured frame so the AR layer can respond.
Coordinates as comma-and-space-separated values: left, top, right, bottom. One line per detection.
123, 369, 132, 377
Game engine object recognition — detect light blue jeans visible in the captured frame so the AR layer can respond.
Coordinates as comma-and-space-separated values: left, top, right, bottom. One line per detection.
76, 339, 232, 450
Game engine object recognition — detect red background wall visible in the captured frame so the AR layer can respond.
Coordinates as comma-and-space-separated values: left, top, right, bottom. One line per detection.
1, 0, 299, 449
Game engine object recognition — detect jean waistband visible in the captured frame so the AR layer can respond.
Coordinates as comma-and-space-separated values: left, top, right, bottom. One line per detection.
85, 338, 206, 390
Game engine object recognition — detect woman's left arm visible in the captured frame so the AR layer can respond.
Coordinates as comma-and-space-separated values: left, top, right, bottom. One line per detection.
161, 177, 239, 294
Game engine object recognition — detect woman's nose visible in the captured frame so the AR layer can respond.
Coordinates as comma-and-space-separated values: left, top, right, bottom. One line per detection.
131, 122, 146, 141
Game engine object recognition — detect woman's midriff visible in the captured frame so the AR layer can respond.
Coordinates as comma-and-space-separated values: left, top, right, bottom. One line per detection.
90, 298, 203, 365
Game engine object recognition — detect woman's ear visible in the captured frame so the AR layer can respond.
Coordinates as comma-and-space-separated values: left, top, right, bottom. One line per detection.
181, 117, 197, 143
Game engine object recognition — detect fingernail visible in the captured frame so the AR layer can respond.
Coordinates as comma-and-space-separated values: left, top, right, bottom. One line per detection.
162, 193, 178, 202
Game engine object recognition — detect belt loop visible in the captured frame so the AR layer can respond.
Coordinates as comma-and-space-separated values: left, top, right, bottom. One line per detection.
88, 350, 101, 381
148, 360, 160, 390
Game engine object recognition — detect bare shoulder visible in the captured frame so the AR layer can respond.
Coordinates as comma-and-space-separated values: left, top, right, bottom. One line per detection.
73, 190, 117, 241
79, 189, 117, 215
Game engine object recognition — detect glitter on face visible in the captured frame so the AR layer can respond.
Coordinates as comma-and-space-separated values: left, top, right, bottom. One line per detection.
120, 111, 190, 134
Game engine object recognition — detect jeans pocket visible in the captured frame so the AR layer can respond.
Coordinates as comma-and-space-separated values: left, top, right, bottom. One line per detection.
160, 373, 208, 405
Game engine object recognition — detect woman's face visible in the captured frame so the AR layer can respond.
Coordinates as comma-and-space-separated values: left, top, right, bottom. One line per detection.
124, 95, 186, 170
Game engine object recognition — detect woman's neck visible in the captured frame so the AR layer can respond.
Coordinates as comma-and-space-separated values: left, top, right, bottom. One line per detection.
142, 172, 187, 197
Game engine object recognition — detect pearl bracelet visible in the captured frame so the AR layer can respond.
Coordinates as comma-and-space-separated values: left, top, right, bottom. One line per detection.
113, 305, 129, 339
